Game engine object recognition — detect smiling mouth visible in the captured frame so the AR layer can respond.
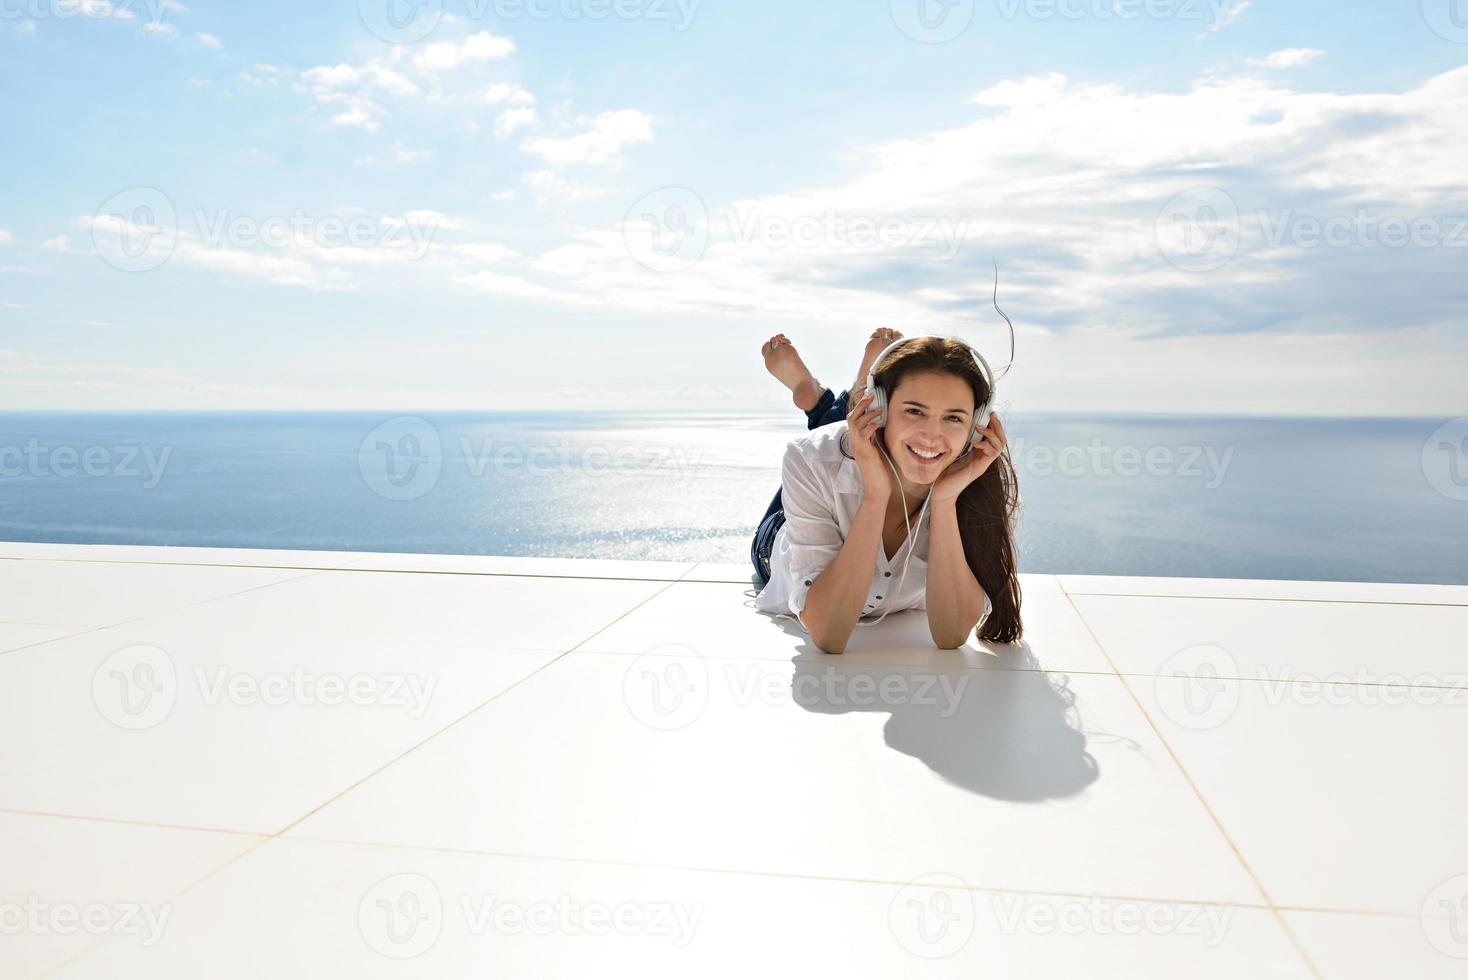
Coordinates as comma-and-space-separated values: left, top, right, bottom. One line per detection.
906, 445, 943, 463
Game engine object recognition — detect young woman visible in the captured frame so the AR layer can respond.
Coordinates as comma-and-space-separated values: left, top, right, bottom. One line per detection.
750, 329, 1023, 653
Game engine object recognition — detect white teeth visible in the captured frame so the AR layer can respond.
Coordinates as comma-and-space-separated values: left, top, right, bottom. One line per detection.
908, 446, 941, 460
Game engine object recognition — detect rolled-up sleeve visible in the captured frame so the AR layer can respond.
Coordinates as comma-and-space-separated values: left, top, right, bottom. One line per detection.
779, 440, 844, 621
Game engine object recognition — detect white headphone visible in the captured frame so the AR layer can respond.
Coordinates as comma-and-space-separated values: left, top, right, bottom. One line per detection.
864, 335, 997, 453
854, 335, 998, 628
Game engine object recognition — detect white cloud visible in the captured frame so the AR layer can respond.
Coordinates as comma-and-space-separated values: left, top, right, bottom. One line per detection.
1247, 48, 1326, 70
483, 83, 535, 105
302, 63, 362, 89
2, 303, 29, 310
1207, 0, 1251, 32
263, 30, 532, 136
494, 106, 538, 136
520, 109, 654, 165
142, 21, 178, 39
41, 234, 72, 253
328, 99, 384, 131
412, 31, 515, 73
240, 63, 285, 87
193, 31, 222, 49
78, 207, 478, 293
0, 229, 13, 244
435, 62, 1468, 393
520, 170, 611, 204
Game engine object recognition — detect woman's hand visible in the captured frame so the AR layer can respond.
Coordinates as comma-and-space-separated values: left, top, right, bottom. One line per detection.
932, 413, 1007, 504
846, 392, 893, 501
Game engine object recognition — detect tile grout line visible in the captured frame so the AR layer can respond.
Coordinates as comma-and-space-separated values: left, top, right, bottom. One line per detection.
40, 833, 278, 980
2, 805, 1433, 924
1059, 585, 1326, 980
36, 576, 690, 976
11, 551, 1464, 604
1062, 580, 1338, 979
263, 577, 688, 842
9, 553, 702, 585
1062, 590, 1468, 609
270, 832, 1294, 912
0, 567, 332, 661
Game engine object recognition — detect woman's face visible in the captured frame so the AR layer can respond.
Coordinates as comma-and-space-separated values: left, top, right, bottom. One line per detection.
880, 370, 978, 486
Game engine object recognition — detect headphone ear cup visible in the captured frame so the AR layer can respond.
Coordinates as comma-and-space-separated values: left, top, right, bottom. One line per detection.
870, 386, 888, 427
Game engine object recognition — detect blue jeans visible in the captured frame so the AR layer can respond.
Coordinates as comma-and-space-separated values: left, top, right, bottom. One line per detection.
750, 387, 853, 585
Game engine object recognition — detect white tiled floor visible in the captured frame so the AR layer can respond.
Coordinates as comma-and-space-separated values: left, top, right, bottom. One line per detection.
2, 544, 1465, 979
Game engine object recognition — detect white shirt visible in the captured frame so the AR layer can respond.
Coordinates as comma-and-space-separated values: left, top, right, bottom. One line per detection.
754, 420, 991, 631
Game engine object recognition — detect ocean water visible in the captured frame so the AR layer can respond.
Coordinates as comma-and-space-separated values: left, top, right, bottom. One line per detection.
1, 411, 1464, 585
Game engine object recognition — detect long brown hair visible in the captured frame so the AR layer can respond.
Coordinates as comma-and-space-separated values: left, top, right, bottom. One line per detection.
842, 336, 1023, 643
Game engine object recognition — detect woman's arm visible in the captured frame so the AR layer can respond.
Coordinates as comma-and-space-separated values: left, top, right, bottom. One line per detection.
925, 497, 987, 649
799, 489, 889, 654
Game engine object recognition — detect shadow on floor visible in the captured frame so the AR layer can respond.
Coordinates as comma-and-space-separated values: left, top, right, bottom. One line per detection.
774, 617, 1099, 802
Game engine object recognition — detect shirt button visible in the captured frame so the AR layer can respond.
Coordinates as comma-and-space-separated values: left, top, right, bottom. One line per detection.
876, 595, 883, 600
884, 572, 892, 577
804, 579, 812, 586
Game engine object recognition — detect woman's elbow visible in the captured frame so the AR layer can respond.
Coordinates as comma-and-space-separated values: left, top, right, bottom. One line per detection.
930, 623, 976, 650
807, 622, 847, 655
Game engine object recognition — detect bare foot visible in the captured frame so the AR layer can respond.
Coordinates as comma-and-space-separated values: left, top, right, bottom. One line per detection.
761, 334, 823, 412
852, 327, 903, 399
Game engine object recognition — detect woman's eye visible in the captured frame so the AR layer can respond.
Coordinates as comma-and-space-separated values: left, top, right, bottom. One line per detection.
946, 415, 963, 423
905, 408, 921, 416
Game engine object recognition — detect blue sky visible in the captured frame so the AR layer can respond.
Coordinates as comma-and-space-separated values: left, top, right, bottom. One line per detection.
1, 0, 1465, 413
